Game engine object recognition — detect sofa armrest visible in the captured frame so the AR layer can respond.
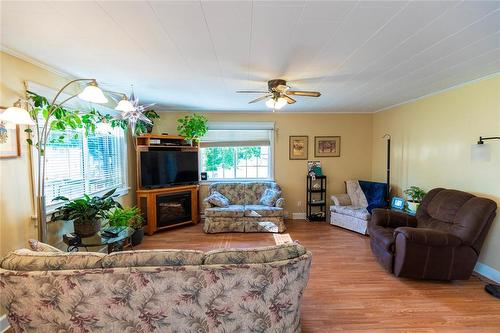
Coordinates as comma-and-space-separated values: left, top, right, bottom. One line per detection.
371, 209, 417, 228
331, 194, 351, 206
202, 198, 213, 210
275, 197, 285, 208
394, 227, 462, 247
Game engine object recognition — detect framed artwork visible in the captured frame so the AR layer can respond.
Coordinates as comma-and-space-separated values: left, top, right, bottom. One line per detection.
0, 107, 21, 158
314, 136, 341, 157
289, 135, 308, 160
391, 197, 405, 210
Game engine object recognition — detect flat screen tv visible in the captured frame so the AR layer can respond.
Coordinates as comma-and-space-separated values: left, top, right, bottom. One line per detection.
140, 150, 199, 188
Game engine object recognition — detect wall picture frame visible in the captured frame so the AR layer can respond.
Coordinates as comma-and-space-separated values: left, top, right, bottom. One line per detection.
314, 136, 340, 157
0, 107, 21, 159
289, 135, 308, 160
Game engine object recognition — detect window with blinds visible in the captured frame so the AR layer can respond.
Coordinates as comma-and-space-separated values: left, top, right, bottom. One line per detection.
42, 124, 127, 210
200, 122, 274, 180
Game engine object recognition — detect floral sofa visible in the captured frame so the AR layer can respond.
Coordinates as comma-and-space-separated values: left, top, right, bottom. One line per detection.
203, 182, 286, 233
0, 240, 311, 333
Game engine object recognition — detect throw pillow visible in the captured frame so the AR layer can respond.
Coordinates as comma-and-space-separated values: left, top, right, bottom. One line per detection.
259, 188, 281, 207
28, 239, 62, 252
207, 191, 230, 207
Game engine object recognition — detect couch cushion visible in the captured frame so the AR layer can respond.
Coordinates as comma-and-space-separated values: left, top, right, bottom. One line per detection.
331, 205, 371, 220
346, 180, 368, 208
244, 205, 283, 217
0, 249, 104, 271
205, 205, 245, 217
203, 243, 306, 265
28, 239, 63, 252
259, 188, 281, 207
209, 183, 246, 205
206, 190, 230, 207
370, 226, 395, 251
101, 249, 204, 268
245, 182, 282, 205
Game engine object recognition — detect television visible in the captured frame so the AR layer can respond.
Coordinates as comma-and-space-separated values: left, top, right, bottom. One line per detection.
140, 150, 199, 188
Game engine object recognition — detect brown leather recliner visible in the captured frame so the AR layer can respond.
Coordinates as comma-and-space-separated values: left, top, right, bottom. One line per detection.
368, 188, 497, 280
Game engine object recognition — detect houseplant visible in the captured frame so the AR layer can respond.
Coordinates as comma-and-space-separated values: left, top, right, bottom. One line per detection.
105, 206, 145, 245
135, 110, 160, 135
176, 113, 208, 144
51, 188, 122, 237
404, 186, 426, 214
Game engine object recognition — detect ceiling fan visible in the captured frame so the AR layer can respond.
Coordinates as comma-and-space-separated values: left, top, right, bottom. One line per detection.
237, 79, 321, 111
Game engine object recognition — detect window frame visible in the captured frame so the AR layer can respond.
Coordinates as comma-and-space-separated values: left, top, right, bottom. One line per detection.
199, 129, 275, 182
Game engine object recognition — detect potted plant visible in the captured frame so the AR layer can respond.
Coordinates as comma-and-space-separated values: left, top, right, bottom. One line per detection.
135, 110, 160, 135
105, 207, 145, 246
404, 186, 426, 214
51, 189, 122, 237
176, 113, 208, 145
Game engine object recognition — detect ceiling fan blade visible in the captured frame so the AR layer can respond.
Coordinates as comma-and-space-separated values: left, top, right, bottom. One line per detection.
282, 94, 296, 104
248, 94, 272, 104
236, 90, 269, 93
287, 91, 321, 97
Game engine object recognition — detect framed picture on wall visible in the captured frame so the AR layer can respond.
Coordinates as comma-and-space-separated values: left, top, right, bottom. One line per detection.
314, 136, 341, 157
289, 135, 308, 160
0, 107, 21, 159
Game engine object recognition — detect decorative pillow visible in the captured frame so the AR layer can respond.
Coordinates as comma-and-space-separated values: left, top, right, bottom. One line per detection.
28, 239, 62, 252
207, 191, 230, 207
259, 188, 281, 207
203, 242, 306, 265
101, 249, 204, 268
0, 249, 104, 271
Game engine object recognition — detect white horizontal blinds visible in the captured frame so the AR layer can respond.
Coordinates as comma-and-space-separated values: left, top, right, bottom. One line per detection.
200, 122, 274, 148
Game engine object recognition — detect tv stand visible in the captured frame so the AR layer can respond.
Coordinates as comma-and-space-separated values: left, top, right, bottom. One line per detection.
137, 185, 199, 235
135, 134, 200, 235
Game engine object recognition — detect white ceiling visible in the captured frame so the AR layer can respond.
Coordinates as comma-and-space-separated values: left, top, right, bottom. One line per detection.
1, 1, 499, 113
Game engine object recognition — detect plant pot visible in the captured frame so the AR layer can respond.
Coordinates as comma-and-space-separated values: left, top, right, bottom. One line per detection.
406, 201, 420, 214
131, 227, 145, 246
145, 123, 154, 134
73, 219, 101, 237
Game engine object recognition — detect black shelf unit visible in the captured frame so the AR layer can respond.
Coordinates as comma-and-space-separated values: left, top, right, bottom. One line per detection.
306, 175, 327, 222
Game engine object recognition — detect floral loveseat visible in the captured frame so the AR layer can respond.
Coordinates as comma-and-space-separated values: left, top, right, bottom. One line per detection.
203, 182, 286, 233
0, 241, 311, 333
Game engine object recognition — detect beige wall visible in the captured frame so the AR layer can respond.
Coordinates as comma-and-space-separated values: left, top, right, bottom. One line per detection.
372, 75, 500, 271
153, 112, 373, 215
0, 51, 136, 258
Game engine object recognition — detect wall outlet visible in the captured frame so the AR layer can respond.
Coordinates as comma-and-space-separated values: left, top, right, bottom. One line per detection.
297, 201, 302, 207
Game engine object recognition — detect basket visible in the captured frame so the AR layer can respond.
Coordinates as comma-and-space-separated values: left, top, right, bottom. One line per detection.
73, 219, 101, 237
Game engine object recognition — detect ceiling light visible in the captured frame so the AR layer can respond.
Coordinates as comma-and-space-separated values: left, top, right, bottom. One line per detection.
78, 80, 108, 104
0, 99, 35, 125
265, 97, 287, 110
115, 96, 136, 112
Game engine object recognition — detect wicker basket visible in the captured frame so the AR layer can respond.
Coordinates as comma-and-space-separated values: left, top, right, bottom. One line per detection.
73, 219, 101, 237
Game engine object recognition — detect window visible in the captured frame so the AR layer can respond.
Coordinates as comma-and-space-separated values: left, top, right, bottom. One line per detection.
42, 124, 127, 210
200, 123, 274, 180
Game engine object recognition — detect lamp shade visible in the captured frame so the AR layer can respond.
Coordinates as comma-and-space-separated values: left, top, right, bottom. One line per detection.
471, 144, 491, 162
265, 97, 287, 110
115, 98, 136, 112
78, 83, 108, 104
0, 105, 35, 125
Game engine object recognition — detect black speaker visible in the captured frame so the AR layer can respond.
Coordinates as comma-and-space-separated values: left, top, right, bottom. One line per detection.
200, 172, 208, 180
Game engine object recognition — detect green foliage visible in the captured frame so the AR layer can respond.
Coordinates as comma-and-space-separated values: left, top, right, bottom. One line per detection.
404, 186, 426, 203
203, 146, 262, 171
106, 206, 144, 229
135, 110, 160, 136
176, 114, 208, 141
50, 188, 122, 224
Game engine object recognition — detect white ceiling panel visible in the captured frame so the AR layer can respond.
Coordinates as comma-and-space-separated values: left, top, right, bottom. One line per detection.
1, 0, 499, 113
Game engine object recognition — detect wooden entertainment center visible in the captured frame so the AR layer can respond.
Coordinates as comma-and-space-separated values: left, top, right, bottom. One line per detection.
135, 134, 200, 236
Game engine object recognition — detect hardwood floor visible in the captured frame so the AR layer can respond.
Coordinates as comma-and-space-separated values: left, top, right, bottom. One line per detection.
136, 219, 499, 333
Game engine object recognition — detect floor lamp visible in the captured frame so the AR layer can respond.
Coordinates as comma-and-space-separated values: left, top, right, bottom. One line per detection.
0, 79, 108, 242
382, 134, 391, 202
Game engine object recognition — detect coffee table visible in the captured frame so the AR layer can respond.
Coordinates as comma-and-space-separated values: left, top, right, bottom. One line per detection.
63, 227, 135, 253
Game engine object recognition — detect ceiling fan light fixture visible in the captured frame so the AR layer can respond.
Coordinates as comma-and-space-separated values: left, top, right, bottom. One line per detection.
265, 97, 287, 110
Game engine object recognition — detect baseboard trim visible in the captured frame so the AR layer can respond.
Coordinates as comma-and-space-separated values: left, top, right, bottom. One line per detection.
474, 262, 500, 284
0, 315, 9, 333
292, 213, 306, 220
